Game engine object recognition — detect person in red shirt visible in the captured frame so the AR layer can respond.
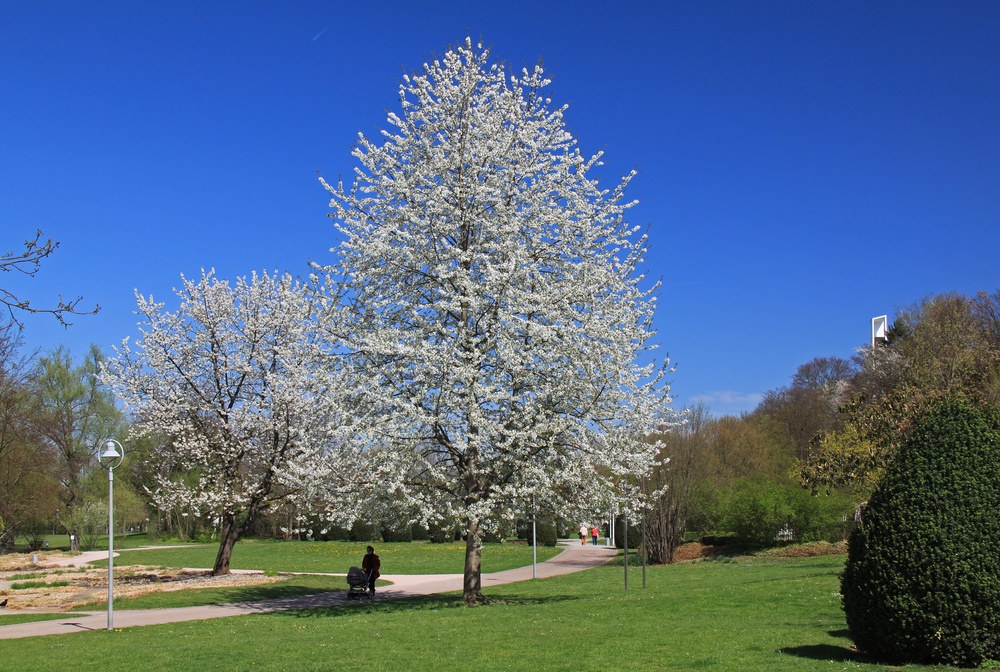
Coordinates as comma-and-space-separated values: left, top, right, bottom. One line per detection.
362, 545, 381, 599
591, 527, 599, 546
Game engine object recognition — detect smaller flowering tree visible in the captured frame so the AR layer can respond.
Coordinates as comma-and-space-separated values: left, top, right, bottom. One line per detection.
102, 270, 352, 574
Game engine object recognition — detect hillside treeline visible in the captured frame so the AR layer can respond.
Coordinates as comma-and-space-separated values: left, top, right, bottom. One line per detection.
643, 289, 1000, 562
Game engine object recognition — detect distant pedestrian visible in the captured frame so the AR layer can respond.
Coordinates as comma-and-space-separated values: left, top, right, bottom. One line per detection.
579, 523, 588, 545
362, 545, 381, 599
591, 527, 599, 545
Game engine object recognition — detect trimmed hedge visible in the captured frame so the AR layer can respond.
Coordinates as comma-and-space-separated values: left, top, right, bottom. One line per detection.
428, 522, 461, 543
842, 397, 1000, 667
380, 525, 413, 543
350, 520, 379, 542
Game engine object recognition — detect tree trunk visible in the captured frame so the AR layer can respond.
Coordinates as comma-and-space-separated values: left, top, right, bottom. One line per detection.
54, 511, 80, 552
463, 518, 485, 604
212, 513, 241, 576
646, 497, 685, 564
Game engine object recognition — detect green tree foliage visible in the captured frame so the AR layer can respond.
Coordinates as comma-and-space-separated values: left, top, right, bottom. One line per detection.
111, 480, 149, 534
381, 525, 413, 543
842, 397, 1000, 667
32, 345, 122, 551
719, 477, 854, 547
686, 413, 790, 535
796, 423, 879, 495
757, 357, 854, 461
67, 500, 109, 552
350, 520, 380, 542
894, 293, 1000, 398
115, 431, 171, 539
0, 323, 57, 552
801, 291, 1000, 494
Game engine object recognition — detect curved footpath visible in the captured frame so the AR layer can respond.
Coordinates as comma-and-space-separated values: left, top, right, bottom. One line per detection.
0, 540, 616, 640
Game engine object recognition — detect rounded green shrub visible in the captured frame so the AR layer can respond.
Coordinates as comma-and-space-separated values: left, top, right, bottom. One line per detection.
613, 515, 641, 550
529, 521, 556, 547
515, 519, 556, 546
842, 396, 1000, 667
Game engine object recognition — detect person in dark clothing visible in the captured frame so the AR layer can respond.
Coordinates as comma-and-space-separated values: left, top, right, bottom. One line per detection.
362, 545, 381, 598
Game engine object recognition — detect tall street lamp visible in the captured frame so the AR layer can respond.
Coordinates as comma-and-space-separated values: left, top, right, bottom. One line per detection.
98, 439, 124, 632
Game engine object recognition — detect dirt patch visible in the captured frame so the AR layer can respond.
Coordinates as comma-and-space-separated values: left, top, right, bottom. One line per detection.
671, 541, 846, 563
671, 542, 749, 562
0, 552, 284, 612
757, 540, 846, 558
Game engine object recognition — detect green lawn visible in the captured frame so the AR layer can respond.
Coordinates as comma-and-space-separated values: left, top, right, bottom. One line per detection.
0, 553, 956, 671
103, 539, 563, 575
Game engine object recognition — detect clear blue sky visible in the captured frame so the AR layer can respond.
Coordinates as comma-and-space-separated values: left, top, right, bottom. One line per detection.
3, 1, 998, 416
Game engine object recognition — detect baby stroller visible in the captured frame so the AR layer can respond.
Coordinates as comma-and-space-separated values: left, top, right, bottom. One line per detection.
346, 566, 374, 600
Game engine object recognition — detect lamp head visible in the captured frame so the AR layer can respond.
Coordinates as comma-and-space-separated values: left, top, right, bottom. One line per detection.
101, 440, 121, 460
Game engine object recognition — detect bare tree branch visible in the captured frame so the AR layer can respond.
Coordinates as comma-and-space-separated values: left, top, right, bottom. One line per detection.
2, 230, 99, 327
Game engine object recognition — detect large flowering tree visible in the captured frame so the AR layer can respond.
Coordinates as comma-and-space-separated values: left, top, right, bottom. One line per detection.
319, 39, 674, 603
103, 270, 350, 575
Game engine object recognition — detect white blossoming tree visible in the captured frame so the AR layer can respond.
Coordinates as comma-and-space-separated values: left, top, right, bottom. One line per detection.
319, 39, 674, 603
102, 270, 351, 575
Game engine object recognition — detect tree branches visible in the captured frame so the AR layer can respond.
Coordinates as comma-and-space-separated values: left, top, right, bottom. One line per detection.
1, 231, 99, 327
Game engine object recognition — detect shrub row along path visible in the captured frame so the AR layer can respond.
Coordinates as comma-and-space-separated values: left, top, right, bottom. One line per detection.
0, 540, 617, 640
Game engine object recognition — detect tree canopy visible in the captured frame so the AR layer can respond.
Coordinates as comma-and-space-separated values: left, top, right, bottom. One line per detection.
318, 39, 674, 602
103, 270, 353, 574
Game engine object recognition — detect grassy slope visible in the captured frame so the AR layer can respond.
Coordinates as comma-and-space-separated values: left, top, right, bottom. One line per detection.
0, 555, 947, 671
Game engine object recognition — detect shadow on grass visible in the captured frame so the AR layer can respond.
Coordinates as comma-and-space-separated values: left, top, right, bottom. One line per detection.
214, 582, 350, 603
205, 576, 397, 603
269, 591, 584, 620
776, 624, 868, 663
68, 578, 350, 611
778, 644, 865, 663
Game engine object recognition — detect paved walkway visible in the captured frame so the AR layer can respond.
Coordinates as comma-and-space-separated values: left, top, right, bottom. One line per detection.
0, 540, 616, 640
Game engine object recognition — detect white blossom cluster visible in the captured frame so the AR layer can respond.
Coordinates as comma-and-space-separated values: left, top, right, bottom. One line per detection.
316, 38, 676, 541
101, 270, 357, 543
